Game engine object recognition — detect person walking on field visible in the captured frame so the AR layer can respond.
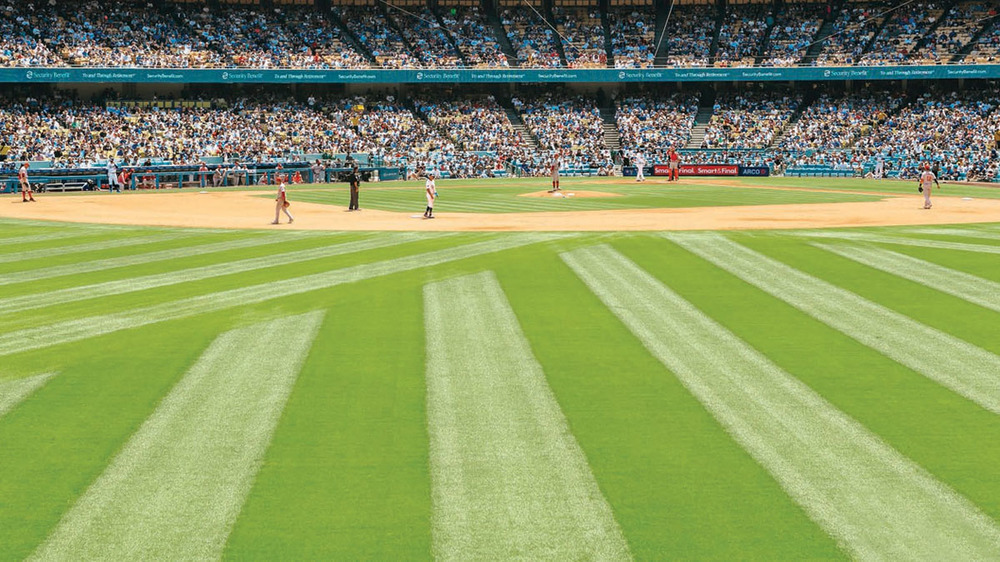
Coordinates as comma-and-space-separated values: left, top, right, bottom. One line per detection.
424, 174, 437, 219
273, 182, 294, 224
549, 159, 560, 192
919, 165, 939, 209
19, 162, 35, 202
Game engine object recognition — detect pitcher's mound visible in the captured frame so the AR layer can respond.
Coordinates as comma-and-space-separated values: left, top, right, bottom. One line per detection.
519, 190, 622, 198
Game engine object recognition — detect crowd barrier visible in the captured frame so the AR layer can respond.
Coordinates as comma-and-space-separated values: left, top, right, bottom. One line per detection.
623, 164, 771, 177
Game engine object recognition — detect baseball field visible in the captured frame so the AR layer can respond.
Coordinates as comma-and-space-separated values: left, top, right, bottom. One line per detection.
2, 176, 1000, 559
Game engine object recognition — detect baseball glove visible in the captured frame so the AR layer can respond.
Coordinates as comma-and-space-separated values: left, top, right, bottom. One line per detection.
918, 186, 923, 193
283, 200, 290, 208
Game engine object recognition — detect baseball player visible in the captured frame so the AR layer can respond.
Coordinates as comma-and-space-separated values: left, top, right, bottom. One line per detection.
18, 162, 35, 202
106, 159, 121, 192
918, 166, 939, 209
549, 159, 560, 192
424, 174, 437, 219
667, 147, 680, 182
874, 155, 885, 179
633, 151, 646, 182
272, 182, 294, 224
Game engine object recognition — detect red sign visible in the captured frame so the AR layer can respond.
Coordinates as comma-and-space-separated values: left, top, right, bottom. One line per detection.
679, 164, 739, 176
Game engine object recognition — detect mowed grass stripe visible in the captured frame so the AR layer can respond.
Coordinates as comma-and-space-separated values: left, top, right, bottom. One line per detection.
0, 232, 191, 264
0, 373, 56, 419
223, 276, 432, 559
0, 231, 97, 245
0, 232, 450, 316
0, 231, 308, 286
32, 312, 324, 561
798, 232, 1000, 254
0, 233, 567, 358
907, 228, 1000, 242
424, 271, 630, 561
563, 245, 1000, 560
818, 244, 1000, 313
668, 233, 1000, 416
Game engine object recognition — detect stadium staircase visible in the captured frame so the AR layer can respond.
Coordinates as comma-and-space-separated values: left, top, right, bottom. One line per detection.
432, 6, 472, 67
799, 16, 836, 66
498, 100, 542, 150
545, 0, 570, 67
859, 7, 894, 57
768, 89, 819, 148
652, 0, 669, 65
951, 13, 1000, 63
600, 106, 620, 153
707, 0, 726, 65
486, 1, 522, 65
601, 2, 615, 67
382, 4, 420, 60
685, 100, 717, 149
912, 0, 958, 55
329, 10, 377, 64
753, 3, 781, 67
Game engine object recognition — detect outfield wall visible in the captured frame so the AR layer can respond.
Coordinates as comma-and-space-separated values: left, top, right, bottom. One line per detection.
7, 65, 1000, 84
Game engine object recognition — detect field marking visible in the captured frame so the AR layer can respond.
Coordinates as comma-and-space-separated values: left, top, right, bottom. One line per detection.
0, 232, 193, 265
905, 228, 1000, 241
795, 231, 1000, 254
0, 232, 312, 287
0, 233, 568, 358
0, 231, 97, 246
31, 312, 324, 561
563, 245, 1000, 560
817, 243, 1000, 313
0, 373, 57, 419
424, 272, 630, 561
0, 232, 451, 316
666, 233, 1000, 416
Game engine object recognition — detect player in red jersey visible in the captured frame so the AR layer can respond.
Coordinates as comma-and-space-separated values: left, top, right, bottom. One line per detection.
667, 147, 680, 182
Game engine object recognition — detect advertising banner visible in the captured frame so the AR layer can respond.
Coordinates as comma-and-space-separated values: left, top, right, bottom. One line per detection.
678, 164, 739, 176
4, 64, 1000, 84
737, 166, 770, 177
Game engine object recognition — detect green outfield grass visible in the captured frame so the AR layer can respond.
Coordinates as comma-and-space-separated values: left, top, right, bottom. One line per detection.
3, 183, 1000, 559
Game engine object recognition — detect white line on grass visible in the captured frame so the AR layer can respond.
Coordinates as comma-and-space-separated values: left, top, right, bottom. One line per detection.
794, 232, 1000, 254
905, 228, 1000, 241
0, 232, 312, 286
0, 233, 569, 358
31, 312, 324, 561
0, 231, 95, 246
666, 233, 1000, 416
562, 245, 1000, 560
424, 272, 631, 561
0, 373, 57, 419
0, 232, 452, 316
0, 232, 197, 265
816, 243, 1000, 314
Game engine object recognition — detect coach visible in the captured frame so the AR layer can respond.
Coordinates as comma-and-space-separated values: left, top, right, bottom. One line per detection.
347, 165, 361, 211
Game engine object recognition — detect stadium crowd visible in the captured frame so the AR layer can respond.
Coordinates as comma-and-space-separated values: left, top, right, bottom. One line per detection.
3, 88, 1000, 181
715, 5, 771, 67
609, 8, 656, 68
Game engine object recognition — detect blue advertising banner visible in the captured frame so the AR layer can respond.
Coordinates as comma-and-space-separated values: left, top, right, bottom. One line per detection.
3, 64, 999, 84
737, 166, 770, 177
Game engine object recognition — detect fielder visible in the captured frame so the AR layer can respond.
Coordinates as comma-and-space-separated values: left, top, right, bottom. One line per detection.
667, 147, 680, 182
918, 166, 939, 209
106, 159, 122, 192
424, 174, 437, 219
634, 152, 646, 182
272, 182, 294, 224
18, 162, 35, 202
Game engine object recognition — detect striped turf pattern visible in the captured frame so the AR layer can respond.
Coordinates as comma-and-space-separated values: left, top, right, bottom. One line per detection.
3, 221, 1000, 559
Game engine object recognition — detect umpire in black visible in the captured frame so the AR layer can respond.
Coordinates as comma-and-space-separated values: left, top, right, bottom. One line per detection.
347, 164, 361, 211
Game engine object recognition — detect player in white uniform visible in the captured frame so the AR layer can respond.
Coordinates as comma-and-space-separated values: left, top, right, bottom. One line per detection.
19, 162, 35, 202
919, 167, 939, 209
272, 182, 294, 224
106, 159, 121, 192
874, 156, 885, 179
424, 174, 437, 219
633, 152, 646, 182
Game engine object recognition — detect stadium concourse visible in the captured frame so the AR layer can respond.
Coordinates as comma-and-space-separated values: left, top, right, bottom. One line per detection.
2, 85, 1000, 182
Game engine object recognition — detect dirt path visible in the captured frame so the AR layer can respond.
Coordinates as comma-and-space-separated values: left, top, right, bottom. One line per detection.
2, 189, 998, 231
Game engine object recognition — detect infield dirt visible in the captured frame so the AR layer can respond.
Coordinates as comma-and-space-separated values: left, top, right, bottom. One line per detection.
3, 188, 999, 231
